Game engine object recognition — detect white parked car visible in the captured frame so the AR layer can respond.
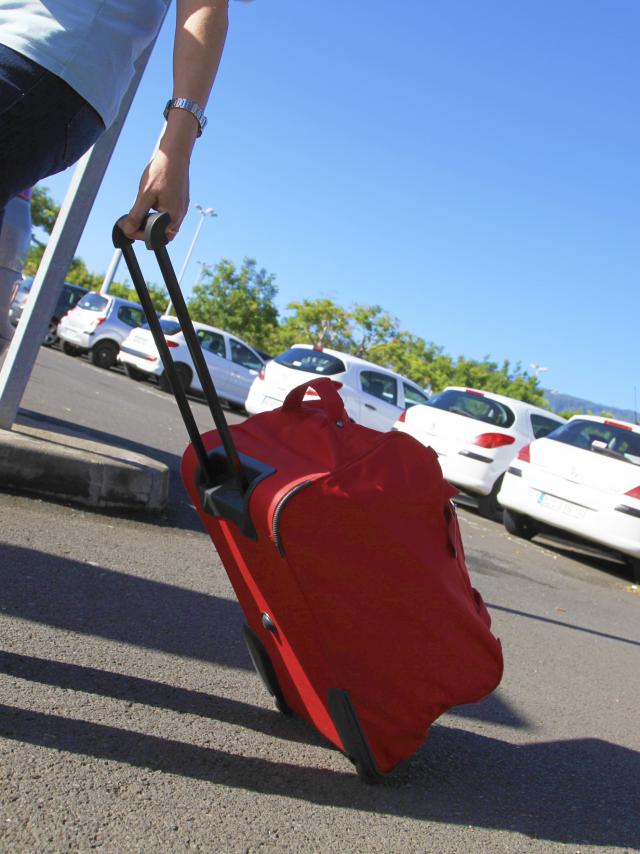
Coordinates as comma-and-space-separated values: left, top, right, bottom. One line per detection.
244, 344, 430, 431
498, 415, 640, 581
58, 292, 145, 368
393, 387, 566, 518
118, 317, 264, 409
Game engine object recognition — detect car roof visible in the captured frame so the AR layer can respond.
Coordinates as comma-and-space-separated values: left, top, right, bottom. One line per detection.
110, 295, 144, 308
567, 414, 640, 433
441, 386, 566, 419
288, 344, 427, 389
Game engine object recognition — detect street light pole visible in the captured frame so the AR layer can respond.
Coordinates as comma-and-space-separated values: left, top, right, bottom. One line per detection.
530, 363, 549, 380
165, 204, 216, 315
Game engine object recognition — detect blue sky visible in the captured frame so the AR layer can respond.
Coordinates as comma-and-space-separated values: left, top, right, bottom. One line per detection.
43, 0, 639, 412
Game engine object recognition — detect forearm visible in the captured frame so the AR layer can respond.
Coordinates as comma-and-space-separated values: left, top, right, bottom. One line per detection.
121, 0, 230, 238
162, 0, 229, 155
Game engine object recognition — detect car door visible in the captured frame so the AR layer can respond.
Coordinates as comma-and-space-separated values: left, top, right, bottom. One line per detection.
402, 382, 429, 411
228, 338, 264, 404
356, 369, 402, 431
115, 304, 144, 343
196, 328, 231, 397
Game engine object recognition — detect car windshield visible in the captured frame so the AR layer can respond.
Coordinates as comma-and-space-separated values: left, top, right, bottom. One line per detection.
547, 419, 640, 466
141, 317, 181, 336
275, 347, 346, 376
426, 389, 515, 428
77, 292, 109, 312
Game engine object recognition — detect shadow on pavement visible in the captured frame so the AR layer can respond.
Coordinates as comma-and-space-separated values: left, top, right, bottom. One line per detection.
445, 691, 531, 729
0, 543, 252, 670
0, 701, 638, 849
532, 535, 635, 583
1, 544, 527, 730
0, 650, 325, 749
487, 602, 640, 648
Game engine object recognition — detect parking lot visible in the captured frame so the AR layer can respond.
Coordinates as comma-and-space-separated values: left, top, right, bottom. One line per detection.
1, 347, 639, 852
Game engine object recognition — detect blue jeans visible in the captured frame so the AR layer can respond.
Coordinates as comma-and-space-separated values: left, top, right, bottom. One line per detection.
0, 44, 105, 221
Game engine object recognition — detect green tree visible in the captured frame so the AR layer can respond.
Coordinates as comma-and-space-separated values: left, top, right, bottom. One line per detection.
188, 258, 279, 351
30, 186, 60, 239
108, 280, 169, 314
66, 257, 104, 291
23, 243, 45, 277
348, 304, 399, 357
275, 298, 351, 352
450, 356, 545, 405
368, 333, 452, 391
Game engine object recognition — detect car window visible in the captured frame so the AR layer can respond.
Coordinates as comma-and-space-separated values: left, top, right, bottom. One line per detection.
57, 286, 86, 314
117, 305, 144, 328
360, 370, 398, 406
197, 329, 226, 357
146, 318, 182, 336
427, 389, 515, 428
403, 383, 429, 409
77, 292, 108, 312
547, 419, 640, 465
531, 413, 564, 439
275, 347, 346, 375
230, 339, 262, 371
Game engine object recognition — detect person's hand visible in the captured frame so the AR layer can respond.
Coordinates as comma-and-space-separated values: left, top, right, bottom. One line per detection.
120, 146, 191, 242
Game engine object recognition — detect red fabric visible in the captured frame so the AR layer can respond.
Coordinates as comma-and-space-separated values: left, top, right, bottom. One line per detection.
181, 378, 503, 774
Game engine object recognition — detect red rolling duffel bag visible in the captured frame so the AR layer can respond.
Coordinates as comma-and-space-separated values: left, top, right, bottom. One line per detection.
114, 213, 504, 782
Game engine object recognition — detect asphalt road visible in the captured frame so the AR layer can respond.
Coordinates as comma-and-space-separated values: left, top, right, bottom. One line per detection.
1, 347, 639, 853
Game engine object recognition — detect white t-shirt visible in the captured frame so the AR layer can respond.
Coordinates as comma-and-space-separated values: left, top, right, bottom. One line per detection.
0, 0, 170, 127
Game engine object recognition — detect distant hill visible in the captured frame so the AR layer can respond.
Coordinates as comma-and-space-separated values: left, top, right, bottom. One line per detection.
543, 389, 638, 424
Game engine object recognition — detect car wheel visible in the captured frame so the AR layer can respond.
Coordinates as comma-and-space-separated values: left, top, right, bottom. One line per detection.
627, 557, 640, 584
476, 475, 504, 521
42, 321, 58, 347
159, 363, 191, 393
62, 342, 81, 357
123, 364, 146, 382
503, 508, 537, 540
90, 340, 118, 369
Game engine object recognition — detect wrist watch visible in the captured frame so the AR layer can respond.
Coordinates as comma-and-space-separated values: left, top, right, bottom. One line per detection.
163, 97, 207, 137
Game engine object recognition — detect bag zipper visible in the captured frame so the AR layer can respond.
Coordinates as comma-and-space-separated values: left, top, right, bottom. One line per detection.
272, 480, 313, 556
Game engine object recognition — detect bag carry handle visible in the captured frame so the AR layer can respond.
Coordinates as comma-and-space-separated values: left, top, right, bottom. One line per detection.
112, 213, 247, 492
283, 377, 347, 424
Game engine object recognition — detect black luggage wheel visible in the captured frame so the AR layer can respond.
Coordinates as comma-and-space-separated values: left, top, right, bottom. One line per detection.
242, 624, 292, 716
327, 688, 383, 784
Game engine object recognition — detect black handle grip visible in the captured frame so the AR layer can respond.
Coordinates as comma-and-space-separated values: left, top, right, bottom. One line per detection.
112, 211, 169, 251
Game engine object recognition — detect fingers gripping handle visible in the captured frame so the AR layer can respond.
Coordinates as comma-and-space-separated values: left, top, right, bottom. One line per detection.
112, 211, 170, 251
283, 378, 347, 423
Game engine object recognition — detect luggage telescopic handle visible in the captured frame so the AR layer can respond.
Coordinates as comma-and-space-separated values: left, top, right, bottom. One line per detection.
112, 214, 247, 493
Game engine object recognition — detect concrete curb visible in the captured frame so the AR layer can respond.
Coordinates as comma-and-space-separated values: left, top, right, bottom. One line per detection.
0, 422, 169, 512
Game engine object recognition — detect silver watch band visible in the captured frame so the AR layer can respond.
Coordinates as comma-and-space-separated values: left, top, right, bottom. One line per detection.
163, 98, 207, 137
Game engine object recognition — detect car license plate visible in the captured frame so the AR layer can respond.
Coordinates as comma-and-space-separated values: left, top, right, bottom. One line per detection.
538, 492, 586, 519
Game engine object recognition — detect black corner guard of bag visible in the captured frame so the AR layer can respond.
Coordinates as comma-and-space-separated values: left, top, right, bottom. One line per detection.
197, 447, 276, 540
327, 689, 383, 783
242, 623, 292, 715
